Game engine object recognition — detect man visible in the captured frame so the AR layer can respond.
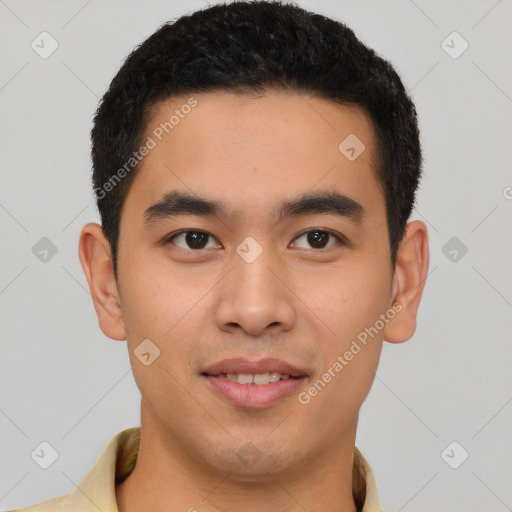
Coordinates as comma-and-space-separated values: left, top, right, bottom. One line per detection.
14, 1, 428, 510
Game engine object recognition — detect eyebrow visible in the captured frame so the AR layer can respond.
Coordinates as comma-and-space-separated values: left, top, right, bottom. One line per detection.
143, 190, 365, 225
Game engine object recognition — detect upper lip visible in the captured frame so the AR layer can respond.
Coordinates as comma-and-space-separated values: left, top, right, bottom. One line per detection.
202, 357, 308, 378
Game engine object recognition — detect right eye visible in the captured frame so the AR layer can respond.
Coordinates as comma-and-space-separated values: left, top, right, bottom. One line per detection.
165, 230, 222, 251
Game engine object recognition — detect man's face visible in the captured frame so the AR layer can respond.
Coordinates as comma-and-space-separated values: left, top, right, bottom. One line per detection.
116, 90, 394, 477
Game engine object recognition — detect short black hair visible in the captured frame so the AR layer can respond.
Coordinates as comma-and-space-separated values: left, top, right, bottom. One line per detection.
91, 0, 422, 280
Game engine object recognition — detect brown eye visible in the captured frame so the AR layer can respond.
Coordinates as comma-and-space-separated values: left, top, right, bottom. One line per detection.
168, 231, 219, 250
307, 231, 330, 249
292, 230, 341, 250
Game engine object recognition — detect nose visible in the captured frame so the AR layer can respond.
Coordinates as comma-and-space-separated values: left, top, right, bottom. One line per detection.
213, 247, 296, 337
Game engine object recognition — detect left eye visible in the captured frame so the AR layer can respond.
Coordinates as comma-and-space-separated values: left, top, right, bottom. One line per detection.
291, 230, 341, 250
168, 231, 220, 250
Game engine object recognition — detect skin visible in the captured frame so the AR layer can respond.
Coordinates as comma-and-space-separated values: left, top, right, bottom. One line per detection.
79, 90, 429, 512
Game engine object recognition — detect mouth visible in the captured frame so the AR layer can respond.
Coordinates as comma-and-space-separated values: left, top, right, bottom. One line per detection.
202, 371, 300, 385
201, 358, 308, 408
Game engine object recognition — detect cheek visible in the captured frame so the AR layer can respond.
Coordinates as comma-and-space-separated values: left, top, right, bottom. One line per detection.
295, 255, 390, 405
119, 257, 208, 380
295, 257, 392, 343
304, 261, 390, 422
119, 256, 202, 339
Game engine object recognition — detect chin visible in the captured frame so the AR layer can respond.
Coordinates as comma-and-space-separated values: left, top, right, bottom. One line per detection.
191, 433, 300, 481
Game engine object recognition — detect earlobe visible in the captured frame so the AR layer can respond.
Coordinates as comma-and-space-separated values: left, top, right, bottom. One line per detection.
384, 220, 429, 344
78, 223, 127, 341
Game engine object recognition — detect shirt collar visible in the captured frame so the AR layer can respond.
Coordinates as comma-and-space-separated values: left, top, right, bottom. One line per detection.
69, 427, 382, 511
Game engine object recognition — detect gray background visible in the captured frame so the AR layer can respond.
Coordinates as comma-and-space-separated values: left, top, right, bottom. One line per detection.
1, 0, 511, 510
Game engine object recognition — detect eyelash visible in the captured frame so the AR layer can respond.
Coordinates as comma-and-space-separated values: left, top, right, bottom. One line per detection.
164, 229, 345, 251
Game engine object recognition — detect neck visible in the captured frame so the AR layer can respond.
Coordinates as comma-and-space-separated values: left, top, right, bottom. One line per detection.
116, 409, 360, 512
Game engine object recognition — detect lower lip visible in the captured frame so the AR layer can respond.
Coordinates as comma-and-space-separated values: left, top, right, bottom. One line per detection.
203, 375, 306, 408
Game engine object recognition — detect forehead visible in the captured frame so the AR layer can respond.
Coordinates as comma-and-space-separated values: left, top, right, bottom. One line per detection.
123, 90, 384, 222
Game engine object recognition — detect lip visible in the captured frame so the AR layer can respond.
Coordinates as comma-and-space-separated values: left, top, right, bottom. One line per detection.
203, 374, 306, 408
202, 357, 308, 409
202, 357, 307, 378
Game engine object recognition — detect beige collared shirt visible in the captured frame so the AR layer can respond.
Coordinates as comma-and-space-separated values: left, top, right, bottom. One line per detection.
12, 427, 383, 511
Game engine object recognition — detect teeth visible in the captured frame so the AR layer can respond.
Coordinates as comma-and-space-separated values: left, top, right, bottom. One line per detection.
224, 372, 292, 384
253, 373, 270, 385
237, 373, 254, 385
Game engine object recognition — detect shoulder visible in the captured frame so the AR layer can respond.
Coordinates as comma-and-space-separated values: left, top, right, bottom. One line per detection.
8, 494, 69, 511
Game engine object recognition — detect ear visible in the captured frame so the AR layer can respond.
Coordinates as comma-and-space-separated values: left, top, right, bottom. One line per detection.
78, 222, 126, 341
383, 220, 429, 344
